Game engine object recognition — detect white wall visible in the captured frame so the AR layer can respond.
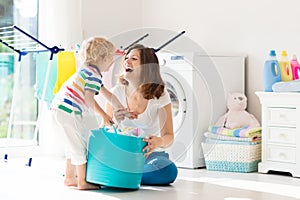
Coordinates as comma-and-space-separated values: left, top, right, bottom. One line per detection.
39, 0, 83, 48
141, 0, 300, 121
81, 0, 143, 38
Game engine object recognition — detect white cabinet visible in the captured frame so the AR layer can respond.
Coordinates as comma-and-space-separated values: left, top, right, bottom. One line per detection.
256, 92, 300, 177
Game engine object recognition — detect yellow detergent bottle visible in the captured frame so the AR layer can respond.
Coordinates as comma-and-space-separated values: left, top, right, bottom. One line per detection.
278, 50, 293, 81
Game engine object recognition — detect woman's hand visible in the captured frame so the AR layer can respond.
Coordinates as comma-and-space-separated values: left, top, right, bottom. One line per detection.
142, 136, 163, 158
114, 108, 138, 123
114, 108, 128, 122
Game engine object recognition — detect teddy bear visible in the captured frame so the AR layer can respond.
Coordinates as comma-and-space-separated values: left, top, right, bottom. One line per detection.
215, 92, 260, 129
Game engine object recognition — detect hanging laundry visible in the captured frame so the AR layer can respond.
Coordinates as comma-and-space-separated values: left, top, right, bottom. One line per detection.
53, 51, 76, 94
34, 52, 58, 107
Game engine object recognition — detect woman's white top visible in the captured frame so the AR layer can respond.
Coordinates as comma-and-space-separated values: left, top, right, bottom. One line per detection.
111, 84, 171, 138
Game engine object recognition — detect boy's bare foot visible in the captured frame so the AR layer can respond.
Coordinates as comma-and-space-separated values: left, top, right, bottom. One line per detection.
64, 178, 78, 187
77, 182, 100, 190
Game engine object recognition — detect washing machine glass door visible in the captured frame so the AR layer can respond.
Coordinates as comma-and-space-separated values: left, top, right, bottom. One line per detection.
162, 72, 187, 135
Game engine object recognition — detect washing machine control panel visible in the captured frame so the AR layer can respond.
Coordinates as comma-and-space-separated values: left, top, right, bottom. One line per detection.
158, 53, 187, 67
171, 55, 184, 60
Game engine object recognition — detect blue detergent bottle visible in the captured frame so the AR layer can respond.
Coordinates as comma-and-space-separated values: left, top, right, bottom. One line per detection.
263, 50, 281, 92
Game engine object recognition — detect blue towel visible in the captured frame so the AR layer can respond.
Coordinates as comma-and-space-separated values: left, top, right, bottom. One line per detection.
34, 52, 58, 107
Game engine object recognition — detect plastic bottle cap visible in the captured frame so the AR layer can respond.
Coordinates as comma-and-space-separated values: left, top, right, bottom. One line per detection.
269, 50, 276, 56
281, 50, 288, 56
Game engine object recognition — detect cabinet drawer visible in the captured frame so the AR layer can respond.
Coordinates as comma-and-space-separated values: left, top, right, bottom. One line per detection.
267, 107, 297, 126
267, 127, 296, 145
266, 145, 296, 163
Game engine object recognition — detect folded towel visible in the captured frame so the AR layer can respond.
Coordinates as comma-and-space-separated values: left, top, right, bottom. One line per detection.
204, 131, 261, 143
272, 79, 300, 92
204, 137, 260, 145
208, 126, 262, 140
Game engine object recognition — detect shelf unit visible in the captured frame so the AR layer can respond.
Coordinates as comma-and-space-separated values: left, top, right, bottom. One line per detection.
256, 92, 300, 177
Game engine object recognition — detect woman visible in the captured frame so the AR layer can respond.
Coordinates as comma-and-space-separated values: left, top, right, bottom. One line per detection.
106, 44, 178, 185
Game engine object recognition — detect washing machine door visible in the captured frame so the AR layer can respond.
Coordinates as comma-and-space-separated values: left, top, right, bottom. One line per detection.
161, 71, 187, 135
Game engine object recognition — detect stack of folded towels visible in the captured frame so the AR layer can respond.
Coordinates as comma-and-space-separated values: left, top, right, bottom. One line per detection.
201, 126, 262, 172
206, 126, 262, 143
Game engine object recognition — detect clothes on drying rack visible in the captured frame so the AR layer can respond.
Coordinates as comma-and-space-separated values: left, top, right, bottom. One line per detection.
35, 52, 58, 107
35, 51, 77, 107
53, 51, 77, 94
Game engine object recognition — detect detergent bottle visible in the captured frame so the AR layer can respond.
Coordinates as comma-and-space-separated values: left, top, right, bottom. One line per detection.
278, 50, 293, 81
290, 54, 300, 80
263, 50, 281, 92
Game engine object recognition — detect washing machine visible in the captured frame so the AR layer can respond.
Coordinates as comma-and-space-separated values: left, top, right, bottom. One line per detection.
157, 51, 245, 168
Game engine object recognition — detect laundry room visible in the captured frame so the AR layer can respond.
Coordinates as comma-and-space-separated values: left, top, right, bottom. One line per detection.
1, 0, 300, 199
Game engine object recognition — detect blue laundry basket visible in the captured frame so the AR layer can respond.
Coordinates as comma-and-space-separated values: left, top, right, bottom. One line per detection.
86, 127, 146, 189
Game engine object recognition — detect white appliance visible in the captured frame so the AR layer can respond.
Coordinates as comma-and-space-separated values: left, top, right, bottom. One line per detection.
157, 52, 245, 168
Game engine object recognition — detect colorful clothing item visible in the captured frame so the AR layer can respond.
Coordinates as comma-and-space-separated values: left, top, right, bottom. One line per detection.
208, 126, 262, 138
51, 65, 103, 115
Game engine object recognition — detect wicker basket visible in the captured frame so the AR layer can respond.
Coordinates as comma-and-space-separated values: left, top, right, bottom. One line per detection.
201, 140, 261, 172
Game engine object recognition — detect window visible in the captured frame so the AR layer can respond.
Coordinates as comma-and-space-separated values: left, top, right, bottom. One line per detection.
0, 0, 38, 148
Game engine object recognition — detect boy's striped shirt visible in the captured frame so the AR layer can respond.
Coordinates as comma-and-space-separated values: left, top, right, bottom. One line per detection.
51, 65, 102, 115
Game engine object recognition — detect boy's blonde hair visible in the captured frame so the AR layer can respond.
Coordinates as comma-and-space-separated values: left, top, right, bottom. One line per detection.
80, 36, 115, 66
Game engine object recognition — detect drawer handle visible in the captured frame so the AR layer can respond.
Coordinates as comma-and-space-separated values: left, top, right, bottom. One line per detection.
279, 114, 286, 119
279, 133, 286, 139
279, 152, 286, 159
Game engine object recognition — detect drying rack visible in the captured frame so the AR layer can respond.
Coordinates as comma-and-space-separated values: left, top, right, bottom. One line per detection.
0, 25, 64, 145
116, 30, 186, 54
116, 33, 149, 55
153, 30, 186, 52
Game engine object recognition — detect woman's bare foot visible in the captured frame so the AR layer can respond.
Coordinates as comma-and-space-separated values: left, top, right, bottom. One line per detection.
64, 178, 78, 187
77, 181, 100, 190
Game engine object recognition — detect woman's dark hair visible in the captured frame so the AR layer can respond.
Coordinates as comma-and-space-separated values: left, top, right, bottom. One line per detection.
119, 44, 165, 99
